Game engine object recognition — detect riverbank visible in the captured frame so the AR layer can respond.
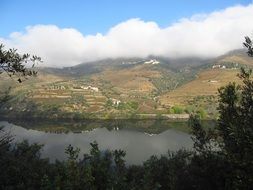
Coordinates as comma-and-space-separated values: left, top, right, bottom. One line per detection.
0, 111, 191, 120
0, 117, 216, 134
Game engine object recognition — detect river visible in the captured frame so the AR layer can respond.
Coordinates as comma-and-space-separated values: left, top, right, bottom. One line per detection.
0, 120, 193, 165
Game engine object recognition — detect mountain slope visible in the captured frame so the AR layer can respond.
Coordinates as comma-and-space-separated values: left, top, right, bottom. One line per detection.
0, 49, 252, 119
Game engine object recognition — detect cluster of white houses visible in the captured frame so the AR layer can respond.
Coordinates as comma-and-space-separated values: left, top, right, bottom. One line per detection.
80, 85, 99, 92
110, 98, 121, 106
46, 84, 99, 92
46, 85, 66, 90
144, 59, 160, 65
212, 64, 226, 69
121, 59, 160, 65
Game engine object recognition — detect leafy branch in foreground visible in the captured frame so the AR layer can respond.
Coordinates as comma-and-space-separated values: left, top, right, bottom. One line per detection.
189, 67, 253, 189
243, 36, 253, 57
0, 44, 42, 83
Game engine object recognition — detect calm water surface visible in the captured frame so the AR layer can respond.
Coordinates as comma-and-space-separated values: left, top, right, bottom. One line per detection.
0, 121, 193, 165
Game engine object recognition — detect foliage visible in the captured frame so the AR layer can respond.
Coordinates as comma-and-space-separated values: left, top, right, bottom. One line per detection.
188, 67, 253, 189
243, 36, 253, 57
0, 126, 13, 152
0, 140, 50, 190
216, 67, 253, 188
0, 87, 12, 105
0, 44, 41, 83
196, 108, 207, 119
169, 105, 184, 114
127, 101, 139, 110
189, 115, 213, 153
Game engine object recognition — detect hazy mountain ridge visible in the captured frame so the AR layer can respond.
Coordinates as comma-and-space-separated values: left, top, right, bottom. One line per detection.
39, 55, 209, 76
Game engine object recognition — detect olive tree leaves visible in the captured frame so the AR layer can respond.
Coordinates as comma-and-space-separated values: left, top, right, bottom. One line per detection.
0, 44, 42, 83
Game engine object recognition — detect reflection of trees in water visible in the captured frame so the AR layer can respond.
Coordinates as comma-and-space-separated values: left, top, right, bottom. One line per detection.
5, 118, 216, 134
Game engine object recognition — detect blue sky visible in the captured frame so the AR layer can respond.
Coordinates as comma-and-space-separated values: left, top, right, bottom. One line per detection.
1, 1, 253, 67
0, 0, 252, 37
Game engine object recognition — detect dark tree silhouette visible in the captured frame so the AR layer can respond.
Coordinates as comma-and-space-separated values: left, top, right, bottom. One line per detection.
243, 36, 253, 57
0, 44, 41, 83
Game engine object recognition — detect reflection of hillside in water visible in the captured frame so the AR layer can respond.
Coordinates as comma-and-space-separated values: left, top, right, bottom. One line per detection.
2, 118, 216, 134
1, 121, 193, 165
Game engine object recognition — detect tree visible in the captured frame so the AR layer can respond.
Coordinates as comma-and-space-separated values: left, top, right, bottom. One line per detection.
64, 145, 81, 189
0, 44, 43, 188
185, 36, 253, 189
243, 36, 253, 57
188, 67, 253, 189
217, 67, 253, 188
0, 44, 41, 83
0, 126, 12, 153
189, 115, 213, 153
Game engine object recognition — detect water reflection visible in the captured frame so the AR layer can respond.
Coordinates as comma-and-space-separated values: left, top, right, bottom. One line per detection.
3, 119, 195, 134
1, 121, 193, 165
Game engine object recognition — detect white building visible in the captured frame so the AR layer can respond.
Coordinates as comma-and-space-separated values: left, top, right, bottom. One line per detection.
80, 85, 99, 92
212, 65, 221, 69
144, 59, 160, 65
111, 98, 121, 106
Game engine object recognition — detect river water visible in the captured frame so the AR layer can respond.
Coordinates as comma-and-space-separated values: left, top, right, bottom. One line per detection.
0, 121, 193, 165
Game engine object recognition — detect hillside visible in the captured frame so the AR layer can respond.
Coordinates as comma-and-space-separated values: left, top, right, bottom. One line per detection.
159, 50, 253, 118
0, 49, 252, 119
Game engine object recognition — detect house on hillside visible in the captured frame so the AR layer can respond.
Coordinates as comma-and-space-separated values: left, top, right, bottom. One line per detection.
212, 64, 226, 69
80, 85, 99, 92
152, 60, 160, 64
212, 64, 221, 69
48, 85, 66, 90
144, 59, 160, 65
111, 98, 121, 106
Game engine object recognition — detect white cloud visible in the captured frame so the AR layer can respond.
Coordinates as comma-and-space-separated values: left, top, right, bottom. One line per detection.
1, 4, 253, 67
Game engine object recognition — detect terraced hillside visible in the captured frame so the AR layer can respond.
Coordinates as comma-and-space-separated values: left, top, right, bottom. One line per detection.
0, 50, 252, 119
159, 50, 253, 118
160, 69, 241, 105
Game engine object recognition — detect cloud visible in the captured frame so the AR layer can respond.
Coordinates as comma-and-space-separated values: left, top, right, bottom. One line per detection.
1, 4, 253, 67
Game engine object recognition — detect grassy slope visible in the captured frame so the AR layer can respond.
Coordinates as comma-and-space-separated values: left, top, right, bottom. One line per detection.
159, 52, 253, 106
159, 68, 241, 106
92, 64, 160, 93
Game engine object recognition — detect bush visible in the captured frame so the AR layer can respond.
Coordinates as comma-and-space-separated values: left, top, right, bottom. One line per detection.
169, 105, 184, 114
